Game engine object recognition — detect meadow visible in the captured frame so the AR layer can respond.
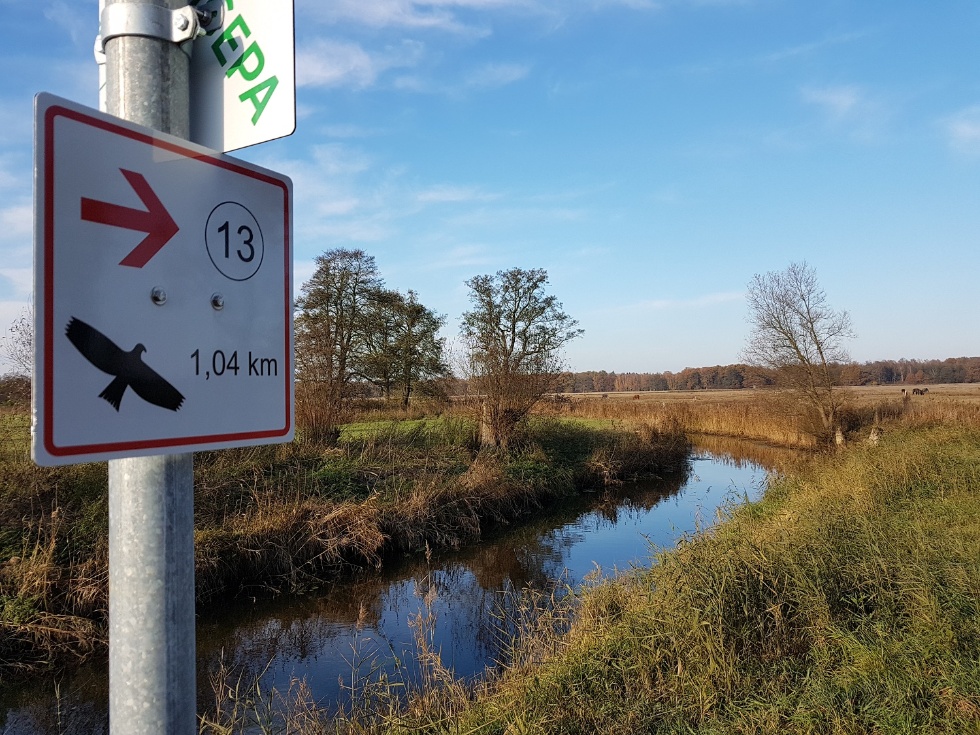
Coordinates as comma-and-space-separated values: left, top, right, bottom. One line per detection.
203, 385, 980, 734
3, 382, 979, 734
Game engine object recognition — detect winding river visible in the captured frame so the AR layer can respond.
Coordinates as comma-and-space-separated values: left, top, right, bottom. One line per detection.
0, 437, 794, 734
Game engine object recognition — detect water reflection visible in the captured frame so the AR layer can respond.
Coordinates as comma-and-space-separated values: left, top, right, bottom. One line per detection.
0, 444, 776, 734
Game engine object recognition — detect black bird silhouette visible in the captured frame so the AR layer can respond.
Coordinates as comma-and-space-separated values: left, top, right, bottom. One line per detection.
65, 317, 184, 412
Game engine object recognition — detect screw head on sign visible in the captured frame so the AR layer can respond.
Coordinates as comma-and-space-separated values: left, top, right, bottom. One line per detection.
176, 15, 190, 31
151, 287, 167, 306
211, 293, 224, 311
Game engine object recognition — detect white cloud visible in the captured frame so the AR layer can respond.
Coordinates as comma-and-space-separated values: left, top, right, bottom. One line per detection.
943, 106, 980, 156
800, 84, 889, 143
0, 201, 33, 268
320, 123, 380, 139
296, 39, 425, 89
296, 0, 657, 34
293, 259, 318, 292
464, 62, 530, 88
297, 0, 485, 33
603, 290, 744, 315
596, 0, 659, 8
415, 184, 498, 203
763, 31, 870, 64
801, 85, 862, 122
0, 267, 32, 297
427, 244, 495, 269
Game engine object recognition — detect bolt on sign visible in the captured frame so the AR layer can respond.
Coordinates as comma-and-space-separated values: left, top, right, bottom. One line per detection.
33, 93, 294, 466
190, 0, 296, 152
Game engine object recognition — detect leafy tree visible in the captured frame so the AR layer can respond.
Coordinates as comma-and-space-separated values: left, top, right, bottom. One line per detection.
294, 249, 382, 436
358, 288, 403, 400
360, 289, 448, 406
461, 268, 583, 448
742, 261, 854, 440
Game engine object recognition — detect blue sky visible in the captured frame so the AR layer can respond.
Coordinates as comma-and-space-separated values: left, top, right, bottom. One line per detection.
2, 0, 979, 373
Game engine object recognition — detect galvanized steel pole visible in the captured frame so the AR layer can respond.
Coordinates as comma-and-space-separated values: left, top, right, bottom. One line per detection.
102, 1, 196, 732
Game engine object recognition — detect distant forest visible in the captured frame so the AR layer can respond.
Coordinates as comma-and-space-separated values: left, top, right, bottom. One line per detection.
568, 356, 980, 393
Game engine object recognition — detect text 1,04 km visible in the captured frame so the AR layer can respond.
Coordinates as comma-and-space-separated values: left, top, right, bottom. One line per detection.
190, 349, 279, 379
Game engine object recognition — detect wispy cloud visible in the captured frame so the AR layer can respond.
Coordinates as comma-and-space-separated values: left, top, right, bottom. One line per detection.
605, 291, 744, 314
320, 123, 382, 139
415, 184, 499, 203
296, 39, 426, 89
762, 30, 870, 63
463, 62, 530, 88
586, 0, 660, 9
0, 203, 31, 238
801, 84, 863, 122
296, 0, 491, 34
942, 105, 980, 156
389, 61, 530, 95
0, 267, 32, 298
43, 1, 90, 46
427, 244, 496, 270
800, 84, 888, 142
297, 0, 658, 34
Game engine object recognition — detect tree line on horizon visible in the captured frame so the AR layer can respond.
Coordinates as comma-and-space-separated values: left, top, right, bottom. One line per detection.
566, 355, 980, 394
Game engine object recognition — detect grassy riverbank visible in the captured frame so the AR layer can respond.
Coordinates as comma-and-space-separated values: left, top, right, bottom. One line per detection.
343, 424, 979, 734
0, 413, 687, 677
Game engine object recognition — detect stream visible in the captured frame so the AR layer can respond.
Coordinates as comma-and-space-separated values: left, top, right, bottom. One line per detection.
0, 438, 794, 733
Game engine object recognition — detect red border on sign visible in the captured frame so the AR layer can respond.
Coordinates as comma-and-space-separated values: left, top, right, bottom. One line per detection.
42, 103, 292, 458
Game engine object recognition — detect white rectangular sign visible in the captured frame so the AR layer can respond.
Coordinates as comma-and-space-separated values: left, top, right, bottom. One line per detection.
33, 93, 293, 465
189, 0, 296, 152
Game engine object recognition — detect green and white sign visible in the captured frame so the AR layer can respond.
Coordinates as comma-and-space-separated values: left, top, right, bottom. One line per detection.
189, 0, 295, 152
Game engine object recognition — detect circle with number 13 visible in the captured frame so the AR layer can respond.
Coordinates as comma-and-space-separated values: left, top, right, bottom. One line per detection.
205, 201, 265, 281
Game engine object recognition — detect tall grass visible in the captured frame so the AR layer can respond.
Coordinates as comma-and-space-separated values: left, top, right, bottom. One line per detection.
193, 425, 980, 733
562, 392, 819, 448
424, 425, 980, 734
563, 389, 980, 449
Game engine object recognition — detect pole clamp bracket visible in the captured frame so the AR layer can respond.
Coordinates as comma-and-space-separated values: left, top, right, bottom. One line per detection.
95, 1, 224, 62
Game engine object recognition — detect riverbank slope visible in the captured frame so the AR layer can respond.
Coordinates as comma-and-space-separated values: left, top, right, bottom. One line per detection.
0, 416, 688, 677
379, 425, 980, 733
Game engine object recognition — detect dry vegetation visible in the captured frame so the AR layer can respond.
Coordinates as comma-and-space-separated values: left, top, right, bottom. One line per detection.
5, 381, 980, 733
196, 394, 980, 735
0, 402, 688, 678
557, 384, 980, 447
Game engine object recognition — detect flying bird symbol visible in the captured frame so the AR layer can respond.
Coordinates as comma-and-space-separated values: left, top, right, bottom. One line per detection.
65, 317, 184, 412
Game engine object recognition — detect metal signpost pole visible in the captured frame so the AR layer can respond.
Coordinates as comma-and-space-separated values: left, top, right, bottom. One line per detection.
101, 1, 196, 732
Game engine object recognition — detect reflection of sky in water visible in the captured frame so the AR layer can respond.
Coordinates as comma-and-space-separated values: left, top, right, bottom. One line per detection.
0, 452, 769, 734
561, 456, 766, 580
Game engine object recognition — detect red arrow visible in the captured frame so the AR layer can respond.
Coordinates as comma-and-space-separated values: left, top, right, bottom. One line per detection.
80, 169, 179, 268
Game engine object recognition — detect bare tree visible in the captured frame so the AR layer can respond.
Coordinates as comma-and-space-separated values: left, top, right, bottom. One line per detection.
742, 261, 854, 440
461, 268, 583, 448
1, 299, 33, 378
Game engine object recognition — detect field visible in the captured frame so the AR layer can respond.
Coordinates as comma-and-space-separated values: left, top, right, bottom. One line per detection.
196, 389, 980, 734
556, 384, 980, 448
568, 383, 980, 404
4, 381, 980, 732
